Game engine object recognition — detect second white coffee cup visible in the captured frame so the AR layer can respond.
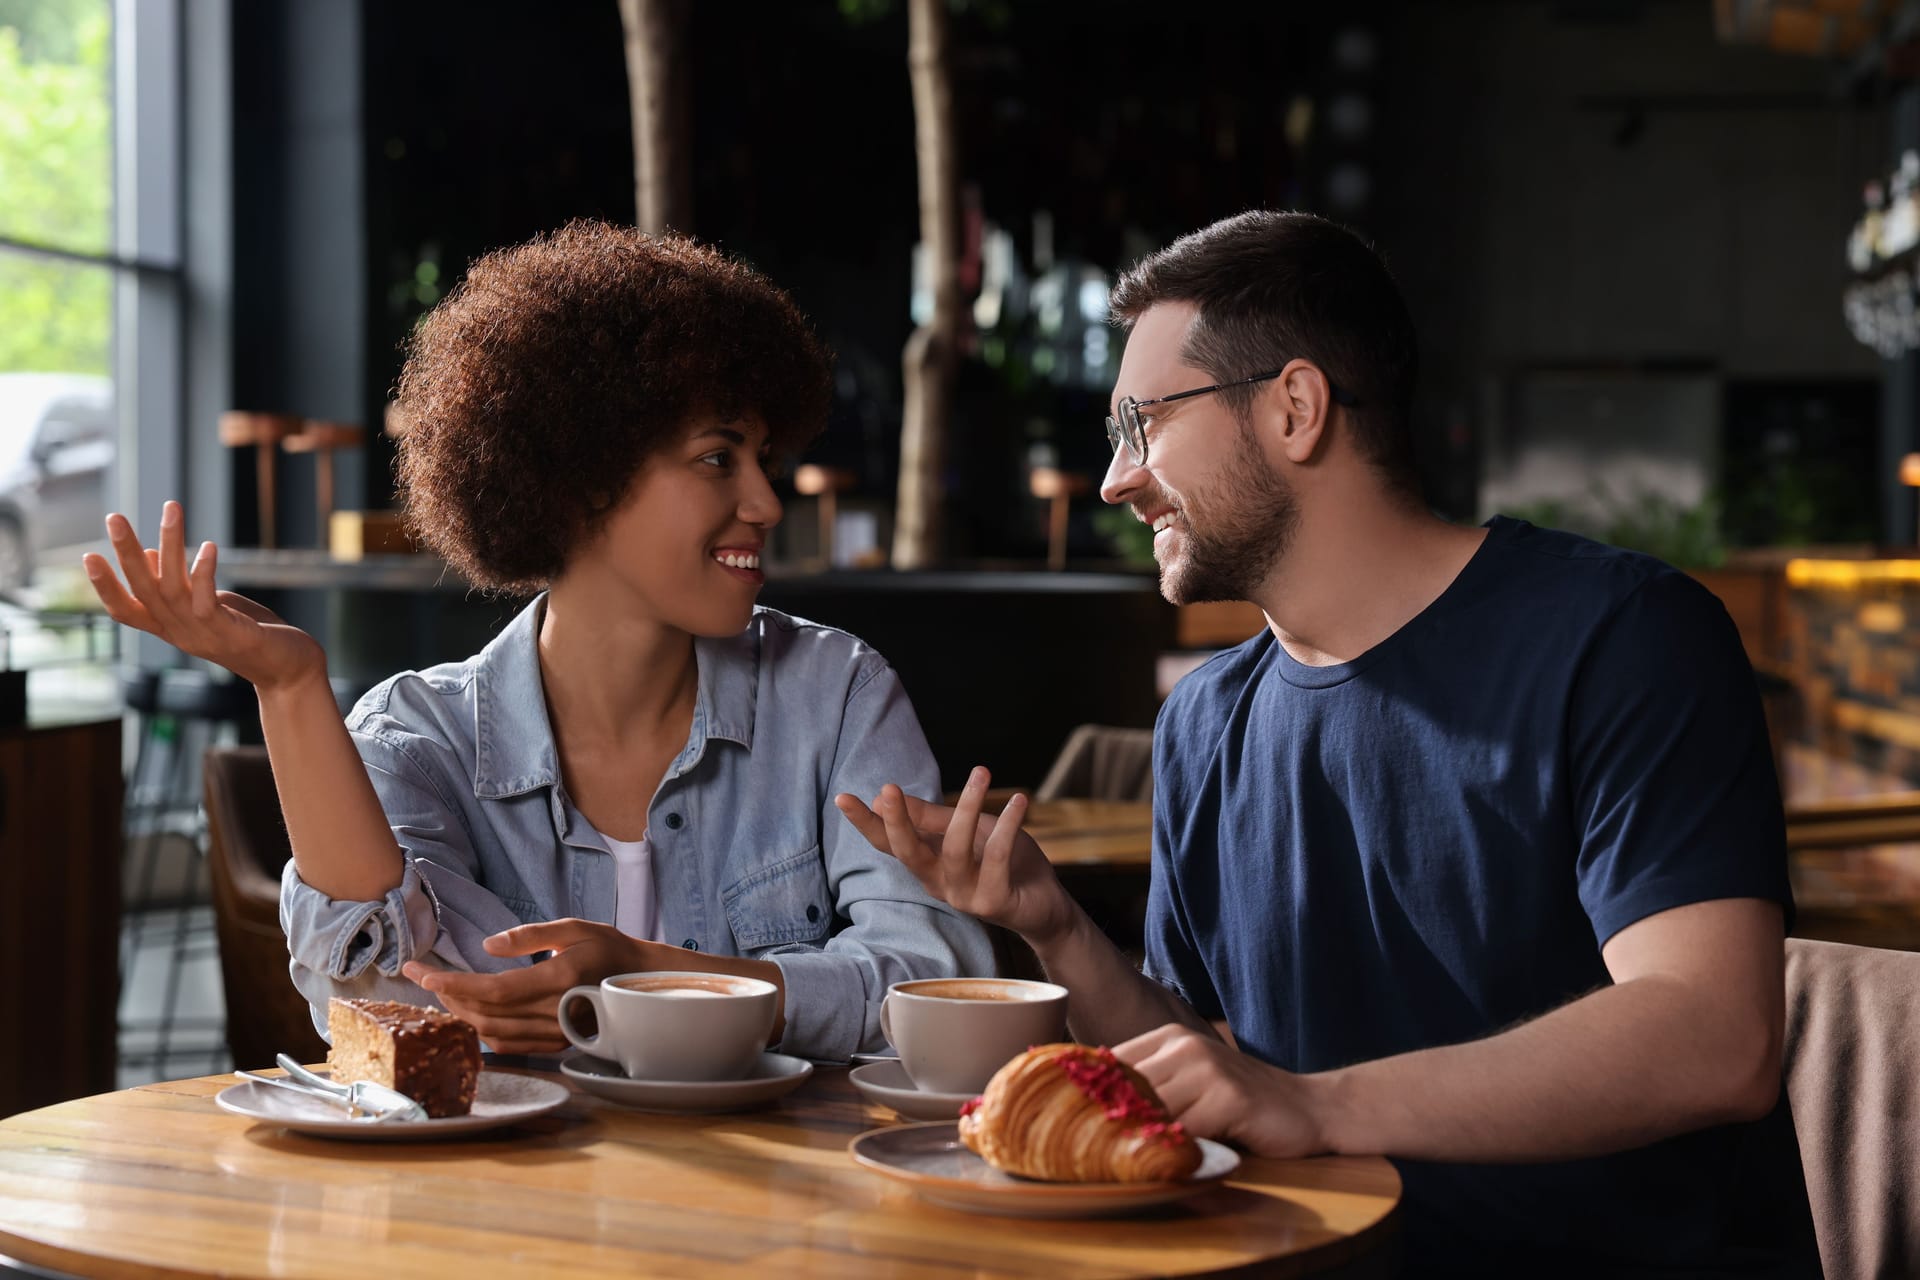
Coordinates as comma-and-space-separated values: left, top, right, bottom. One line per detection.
559, 971, 776, 1081
880, 977, 1069, 1095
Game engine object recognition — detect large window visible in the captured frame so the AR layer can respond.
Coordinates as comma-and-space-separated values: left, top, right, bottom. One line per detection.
0, 0, 116, 598
0, 0, 179, 701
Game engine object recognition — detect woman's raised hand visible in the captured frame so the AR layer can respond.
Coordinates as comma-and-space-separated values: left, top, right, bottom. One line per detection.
834, 765, 1080, 949
83, 501, 326, 691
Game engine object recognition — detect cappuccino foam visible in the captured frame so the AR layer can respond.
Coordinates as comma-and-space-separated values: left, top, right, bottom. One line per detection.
904, 979, 1041, 1002
614, 975, 752, 997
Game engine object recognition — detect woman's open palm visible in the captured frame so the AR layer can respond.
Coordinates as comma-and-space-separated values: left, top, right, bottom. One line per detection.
83, 501, 324, 690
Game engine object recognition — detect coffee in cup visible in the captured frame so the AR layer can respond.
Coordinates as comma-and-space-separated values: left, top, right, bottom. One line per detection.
559, 970, 776, 1081
896, 979, 1031, 1001
879, 977, 1069, 1095
613, 975, 750, 997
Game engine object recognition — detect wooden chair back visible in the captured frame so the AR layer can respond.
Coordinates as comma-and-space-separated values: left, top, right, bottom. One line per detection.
1036, 724, 1154, 804
202, 746, 327, 1069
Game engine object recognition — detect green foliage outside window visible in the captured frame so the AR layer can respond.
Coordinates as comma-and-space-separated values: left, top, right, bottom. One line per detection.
0, 4, 112, 375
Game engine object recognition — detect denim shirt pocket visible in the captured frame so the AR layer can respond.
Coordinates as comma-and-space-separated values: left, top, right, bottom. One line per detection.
722, 845, 832, 951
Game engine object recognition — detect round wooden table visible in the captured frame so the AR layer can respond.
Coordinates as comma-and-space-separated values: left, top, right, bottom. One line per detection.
1024, 799, 1154, 870
0, 1063, 1400, 1278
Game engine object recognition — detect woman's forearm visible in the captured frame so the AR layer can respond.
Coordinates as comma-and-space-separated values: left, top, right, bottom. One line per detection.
256, 668, 406, 901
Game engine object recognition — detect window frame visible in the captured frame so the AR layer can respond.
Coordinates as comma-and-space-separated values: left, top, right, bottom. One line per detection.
0, 0, 184, 575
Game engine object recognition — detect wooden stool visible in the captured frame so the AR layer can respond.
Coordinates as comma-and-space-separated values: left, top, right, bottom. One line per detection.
282, 420, 366, 544
1029, 466, 1091, 571
217, 412, 302, 549
793, 464, 857, 567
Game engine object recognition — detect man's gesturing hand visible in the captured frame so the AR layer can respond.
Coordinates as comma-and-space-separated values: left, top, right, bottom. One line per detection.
1114, 1024, 1332, 1159
834, 765, 1078, 948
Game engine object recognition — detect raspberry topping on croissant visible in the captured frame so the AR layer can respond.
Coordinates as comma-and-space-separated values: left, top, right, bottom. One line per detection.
958, 1043, 1204, 1183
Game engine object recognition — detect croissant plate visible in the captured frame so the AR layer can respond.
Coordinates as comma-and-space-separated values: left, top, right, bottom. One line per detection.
958, 1043, 1203, 1183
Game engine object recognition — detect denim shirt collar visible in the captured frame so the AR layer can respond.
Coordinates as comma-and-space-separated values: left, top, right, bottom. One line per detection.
470, 594, 759, 800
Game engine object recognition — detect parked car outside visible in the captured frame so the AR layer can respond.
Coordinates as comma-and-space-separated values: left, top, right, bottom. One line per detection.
0, 372, 115, 590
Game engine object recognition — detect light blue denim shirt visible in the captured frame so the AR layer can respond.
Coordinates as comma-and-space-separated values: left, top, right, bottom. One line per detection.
280, 596, 994, 1062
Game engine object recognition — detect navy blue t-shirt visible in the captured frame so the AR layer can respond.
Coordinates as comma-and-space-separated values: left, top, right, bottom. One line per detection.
1145, 517, 1818, 1276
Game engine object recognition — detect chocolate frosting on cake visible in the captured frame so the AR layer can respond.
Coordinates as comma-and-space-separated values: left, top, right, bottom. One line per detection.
326, 998, 481, 1118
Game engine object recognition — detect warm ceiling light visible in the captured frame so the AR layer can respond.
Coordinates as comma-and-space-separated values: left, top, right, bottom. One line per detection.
792, 465, 853, 497
1900, 452, 1920, 487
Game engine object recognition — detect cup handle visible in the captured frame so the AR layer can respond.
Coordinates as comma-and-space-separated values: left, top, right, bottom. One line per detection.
557, 985, 605, 1055
879, 991, 896, 1048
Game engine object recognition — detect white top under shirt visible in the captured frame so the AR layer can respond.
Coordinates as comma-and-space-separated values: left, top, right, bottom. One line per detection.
596, 828, 662, 941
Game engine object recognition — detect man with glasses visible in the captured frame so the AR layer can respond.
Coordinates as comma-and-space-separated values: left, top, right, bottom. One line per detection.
841, 209, 1818, 1276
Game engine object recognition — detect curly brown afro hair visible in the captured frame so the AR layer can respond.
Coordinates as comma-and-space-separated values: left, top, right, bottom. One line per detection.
392, 220, 832, 592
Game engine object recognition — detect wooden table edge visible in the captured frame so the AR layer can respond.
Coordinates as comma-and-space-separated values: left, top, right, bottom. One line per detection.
0, 1072, 1403, 1280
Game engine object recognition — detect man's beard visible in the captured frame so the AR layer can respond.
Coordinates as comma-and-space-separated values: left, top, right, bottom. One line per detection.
1156, 423, 1298, 606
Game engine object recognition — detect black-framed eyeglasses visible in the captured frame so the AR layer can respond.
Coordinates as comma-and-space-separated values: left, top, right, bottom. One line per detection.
1103, 368, 1360, 466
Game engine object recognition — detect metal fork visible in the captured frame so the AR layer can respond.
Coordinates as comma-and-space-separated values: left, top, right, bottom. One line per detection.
231, 1055, 429, 1123
233, 1070, 418, 1123
273, 1054, 430, 1121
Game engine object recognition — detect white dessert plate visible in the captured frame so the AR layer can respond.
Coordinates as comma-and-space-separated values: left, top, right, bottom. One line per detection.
849, 1121, 1240, 1218
213, 1068, 569, 1141
848, 1058, 977, 1121
560, 1051, 812, 1112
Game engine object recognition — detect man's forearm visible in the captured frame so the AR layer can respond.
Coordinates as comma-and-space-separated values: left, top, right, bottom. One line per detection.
1030, 909, 1213, 1046
1306, 973, 1781, 1163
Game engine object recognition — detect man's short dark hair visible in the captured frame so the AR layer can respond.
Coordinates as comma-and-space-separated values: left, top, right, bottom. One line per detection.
1109, 210, 1420, 498
394, 220, 831, 593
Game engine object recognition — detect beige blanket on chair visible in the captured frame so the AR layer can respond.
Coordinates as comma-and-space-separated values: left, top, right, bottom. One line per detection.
1783, 937, 1920, 1280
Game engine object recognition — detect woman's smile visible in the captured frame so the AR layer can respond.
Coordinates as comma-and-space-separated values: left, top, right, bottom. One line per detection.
712, 544, 765, 585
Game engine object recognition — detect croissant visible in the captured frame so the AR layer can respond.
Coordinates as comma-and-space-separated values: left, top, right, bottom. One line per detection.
958, 1043, 1203, 1182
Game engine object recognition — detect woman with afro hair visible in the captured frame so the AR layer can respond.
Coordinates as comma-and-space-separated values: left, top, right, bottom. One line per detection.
84, 221, 993, 1062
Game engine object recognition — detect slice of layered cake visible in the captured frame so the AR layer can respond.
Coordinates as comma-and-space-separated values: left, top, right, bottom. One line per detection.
326, 998, 481, 1118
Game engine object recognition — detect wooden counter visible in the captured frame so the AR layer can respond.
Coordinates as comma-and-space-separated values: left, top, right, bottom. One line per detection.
0, 712, 121, 1118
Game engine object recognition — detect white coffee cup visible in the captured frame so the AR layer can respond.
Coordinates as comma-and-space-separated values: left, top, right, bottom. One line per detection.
558, 971, 777, 1082
879, 977, 1070, 1095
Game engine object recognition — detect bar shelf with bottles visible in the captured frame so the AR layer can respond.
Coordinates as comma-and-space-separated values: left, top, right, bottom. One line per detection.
1844, 151, 1920, 357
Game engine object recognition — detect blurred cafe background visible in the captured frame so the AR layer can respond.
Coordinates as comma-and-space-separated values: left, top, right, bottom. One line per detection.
6, 0, 1920, 1118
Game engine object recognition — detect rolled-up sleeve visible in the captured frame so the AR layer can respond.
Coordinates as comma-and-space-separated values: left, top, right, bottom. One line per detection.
769, 662, 995, 1061
279, 857, 439, 983
279, 724, 528, 1038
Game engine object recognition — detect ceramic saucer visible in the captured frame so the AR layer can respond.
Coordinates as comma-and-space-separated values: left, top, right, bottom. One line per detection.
561, 1051, 812, 1113
849, 1121, 1240, 1218
213, 1068, 569, 1141
848, 1059, 977, 1121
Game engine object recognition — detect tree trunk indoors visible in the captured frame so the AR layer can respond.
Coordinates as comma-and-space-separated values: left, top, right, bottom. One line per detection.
894, 0, 960, 569
619, 0, 692, 235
